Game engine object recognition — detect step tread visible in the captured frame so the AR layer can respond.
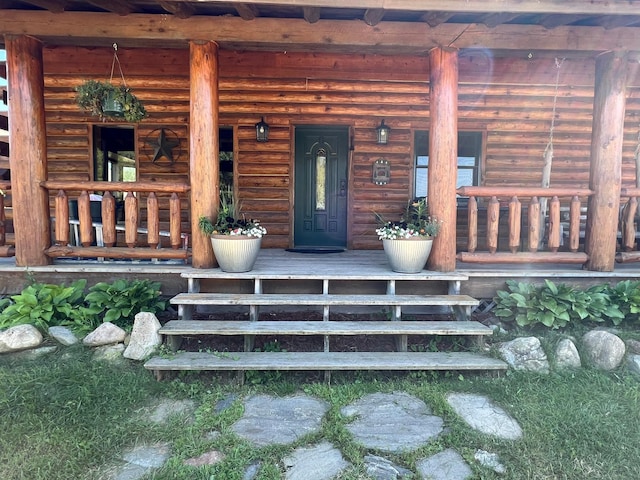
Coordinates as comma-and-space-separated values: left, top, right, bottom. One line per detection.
170, 293, 479, 306
144, 351, 507, 371
159, 320, 494, 336
180, 271, 469, 281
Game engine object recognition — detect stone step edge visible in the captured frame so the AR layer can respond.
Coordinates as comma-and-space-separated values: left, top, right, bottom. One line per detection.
170, 293, 480, 306
159, 320, 494, 336
144, 351, 508, 372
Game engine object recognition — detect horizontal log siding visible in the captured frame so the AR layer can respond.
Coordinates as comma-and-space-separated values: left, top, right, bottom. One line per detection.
40, 47, 640, 251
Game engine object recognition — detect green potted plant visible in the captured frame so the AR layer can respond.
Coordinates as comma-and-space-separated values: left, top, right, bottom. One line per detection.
375, 197, 441, 273
198, 188, 267, 272
75, 79, 147, 122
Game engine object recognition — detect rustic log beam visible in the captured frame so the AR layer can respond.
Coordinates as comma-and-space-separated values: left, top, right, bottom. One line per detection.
303, 7, 321, 24
457, 186, 593, 198
158, 1, 195, 19
420, 12, 454, 27
21, 0, 66, 13
538, 14, 591, 29
190, 40, 219, 268
363, 9, 385, 27
194, 1, 640, 16
86, 0, 134, 16
45, 245, 190, 260
0, 245, 15, 257
41, 180, 190, 193
585, 51, 628, 272
234, 3, 259, 20
6, 35, 51, 266
616, 251, 640, 263
458, 251, 588, 264
427, 46, 458, 272
2, 11, 640, 54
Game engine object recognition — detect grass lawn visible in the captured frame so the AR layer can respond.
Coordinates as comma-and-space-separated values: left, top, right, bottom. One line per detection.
2, 343, 640, 479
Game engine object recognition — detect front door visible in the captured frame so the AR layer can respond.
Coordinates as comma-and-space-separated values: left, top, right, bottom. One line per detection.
294, 126, 349, 248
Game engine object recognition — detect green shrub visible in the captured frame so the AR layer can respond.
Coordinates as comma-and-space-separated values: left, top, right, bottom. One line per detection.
0, 280, 97, 333
494, 279, 624, 329
603, 280, 640, 321
84, 279, 166, 330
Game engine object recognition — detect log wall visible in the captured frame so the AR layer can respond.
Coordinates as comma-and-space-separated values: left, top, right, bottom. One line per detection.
41, 47, 640, 250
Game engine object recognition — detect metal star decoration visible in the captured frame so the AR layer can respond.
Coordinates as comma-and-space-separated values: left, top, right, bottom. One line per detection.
150, 128, 180, 165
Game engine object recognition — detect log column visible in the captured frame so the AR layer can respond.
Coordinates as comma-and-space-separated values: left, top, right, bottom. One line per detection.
585, 51, 628, 271
5, 35, 50, 266
189, 40, 219, 268
427, 47, 458, 272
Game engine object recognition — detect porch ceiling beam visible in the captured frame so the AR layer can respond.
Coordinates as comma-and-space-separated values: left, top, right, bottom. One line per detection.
1, 11, 640, 55
363, 9, 385, 27
537, 14, 592, 29
420, 12, 454, 28
478, 13, 520, 28
86, 0, 135, 16
234, 3, 259, 20
303, 7, 321, 24
157, 1, 196, 19
184, 0, 640, 16
21, 0, 67, 13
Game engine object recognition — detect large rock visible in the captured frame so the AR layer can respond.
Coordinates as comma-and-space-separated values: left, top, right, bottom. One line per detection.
0, 324, 43, 353
123, 312, 162, 360
555, 338, 581, 369
582, 330, 626, 371
626, 354, 640, 377
48, 325, 78, 346
82, 321, 126, 347
498, 336, 550, 373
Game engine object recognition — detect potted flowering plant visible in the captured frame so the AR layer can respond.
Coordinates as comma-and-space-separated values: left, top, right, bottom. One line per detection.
75, 80, 147, 123
199, 188, 267, 272
375, 198, 441, 273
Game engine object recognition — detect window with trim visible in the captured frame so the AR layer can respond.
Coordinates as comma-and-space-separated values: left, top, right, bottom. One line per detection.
414, 131, 482, 198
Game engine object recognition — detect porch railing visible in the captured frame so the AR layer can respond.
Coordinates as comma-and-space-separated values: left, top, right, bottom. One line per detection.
0, 180, 14, 257
456, 186, 593, 264
41, 181, 191, 262
616, 187, 640, 263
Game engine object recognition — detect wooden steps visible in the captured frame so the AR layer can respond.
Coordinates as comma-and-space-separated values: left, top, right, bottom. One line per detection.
158, 319, 493, 336
145, 351, 507, 373
143, 262, 507, 379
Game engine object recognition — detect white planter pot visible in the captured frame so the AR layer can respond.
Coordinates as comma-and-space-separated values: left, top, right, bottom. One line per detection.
382, 237, 434, 273
210, 235, 262, 272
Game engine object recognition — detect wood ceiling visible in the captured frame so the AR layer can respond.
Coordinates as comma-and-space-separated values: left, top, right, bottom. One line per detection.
0, 0, 640, 56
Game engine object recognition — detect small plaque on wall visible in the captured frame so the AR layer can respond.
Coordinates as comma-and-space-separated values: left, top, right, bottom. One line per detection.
372, 158, 390, 185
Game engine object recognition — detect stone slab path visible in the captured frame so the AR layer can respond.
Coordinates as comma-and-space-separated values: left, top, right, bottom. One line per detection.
100, 391, 523, 479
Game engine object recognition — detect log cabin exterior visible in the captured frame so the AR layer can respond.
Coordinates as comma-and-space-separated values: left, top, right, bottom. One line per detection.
1, 0, 640, 294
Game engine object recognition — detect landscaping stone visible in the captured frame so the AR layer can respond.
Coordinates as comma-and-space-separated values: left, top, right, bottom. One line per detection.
48, 325, 79, 346
555, 338, 581, 369
364, 454, 413, 479
446, 392, 523, 440
7, 345, 57, 360
243, 460, 261, 480
282, 442, 350, 480
83, 322, 126, 347
627, 354, 640, 376
232, 394, 328, 446
474, 449, 506, 474
626, 339, 640, 355
582, 330, 626, 371
498, 336, 550, 373
340, 392, 443, 453
123, 312, 162, 360
92, 344, 126, 362
0, 324, 43, 353
416, 448, 472, 480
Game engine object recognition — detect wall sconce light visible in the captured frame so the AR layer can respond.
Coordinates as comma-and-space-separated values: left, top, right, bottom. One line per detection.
376, 119, 390, 144
255, 117, 269, 142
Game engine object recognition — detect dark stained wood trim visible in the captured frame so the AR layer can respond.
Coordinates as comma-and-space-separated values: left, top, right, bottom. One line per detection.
363, 8, 385, 27
420, 12, 454, 27
303, 6, 320, 24
21, 0, 66, 13
234, 3, 259, 20
158, 1, 196, 19
1, 11, 639, 54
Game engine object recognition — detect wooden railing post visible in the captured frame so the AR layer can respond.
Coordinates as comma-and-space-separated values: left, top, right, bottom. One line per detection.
125, 192, 139, 248
528, 196, 541, 252
147, 192, 160, 249
621, 196, 638, 252
101, 192, 117, 247
467, 196, 477, 253
568, 196, 582, 253
508, 196, 521, 253
170, 192, 182, 250
487, 196, 500, 254
54, 190, 69, 246
547, 196, 561, 253
78, 190, 93, 247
